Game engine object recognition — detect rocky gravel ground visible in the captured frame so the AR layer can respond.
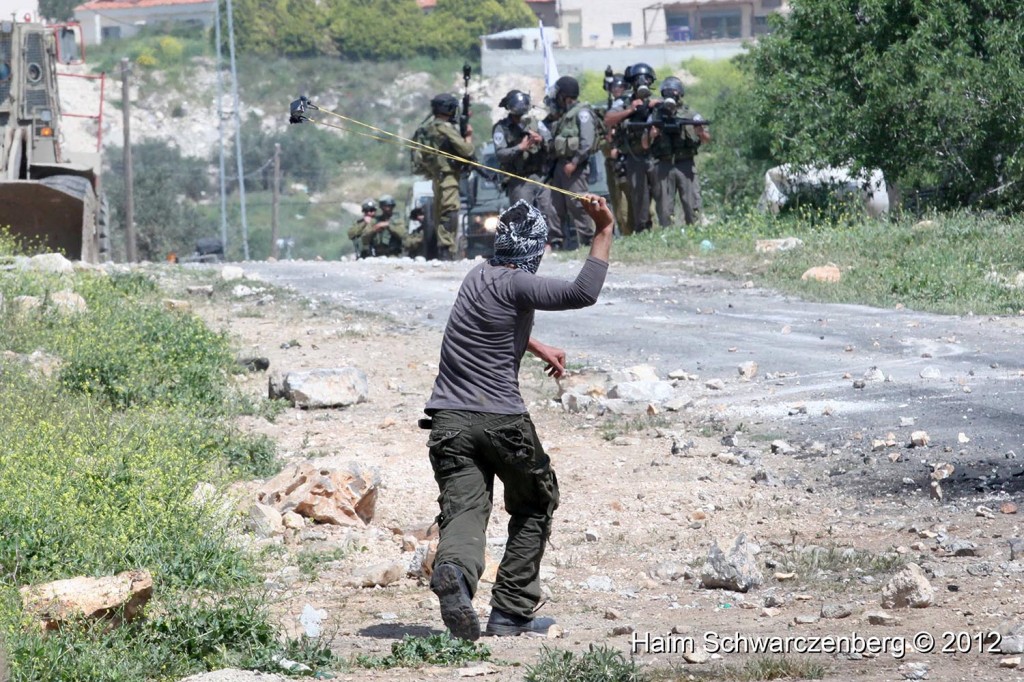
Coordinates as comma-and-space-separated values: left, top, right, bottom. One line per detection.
180, 263, 1024, 682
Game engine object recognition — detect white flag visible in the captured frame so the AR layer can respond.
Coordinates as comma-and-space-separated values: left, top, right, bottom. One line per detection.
539, 21, 559, 97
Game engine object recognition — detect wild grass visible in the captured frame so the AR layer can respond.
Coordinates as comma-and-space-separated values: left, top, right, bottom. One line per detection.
597, 207, 1024, 316
654, 655, 828, 681
525, 645, 648, 682
354, 633, 492, 669
0, 260, 329, 677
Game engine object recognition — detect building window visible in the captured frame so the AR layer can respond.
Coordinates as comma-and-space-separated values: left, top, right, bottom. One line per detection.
696, 9, 742, 40
761, 0, 782, 8
101, 26, 121, 40
612, 22, 632, 40
666, 11, 691, 42
485, 37, 523, 50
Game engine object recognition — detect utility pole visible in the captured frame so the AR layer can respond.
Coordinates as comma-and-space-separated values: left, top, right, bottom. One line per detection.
120, 57, 136, 262
270, 143, 281, 260
225, 0, 249, 260
214, 0, 228, 253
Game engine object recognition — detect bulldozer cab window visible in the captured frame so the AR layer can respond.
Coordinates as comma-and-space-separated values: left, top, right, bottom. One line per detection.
57, 25, 84, 65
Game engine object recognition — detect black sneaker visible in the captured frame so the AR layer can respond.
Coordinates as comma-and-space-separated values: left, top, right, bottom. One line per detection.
484, 607, 557, 637
430, 564, 480, 641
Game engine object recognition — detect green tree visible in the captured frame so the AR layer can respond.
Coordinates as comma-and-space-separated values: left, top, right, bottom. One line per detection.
426, 0, 537, 56
747, 0, 1024, 209
39, 0, 79, 21
104, 141, 213, 261
330, 0, 427, 59
683, 58, 776, 213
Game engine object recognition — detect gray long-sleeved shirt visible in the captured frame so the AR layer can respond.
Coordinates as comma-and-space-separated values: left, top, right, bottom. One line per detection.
426, 257, 609, 415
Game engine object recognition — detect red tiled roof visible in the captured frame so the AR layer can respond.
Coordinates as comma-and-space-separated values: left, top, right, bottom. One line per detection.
76, 0, 210, 11
418, 0, 551, 6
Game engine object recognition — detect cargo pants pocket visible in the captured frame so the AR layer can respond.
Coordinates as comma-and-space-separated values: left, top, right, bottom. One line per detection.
537, 468, 560, 515
427, 429, 464, 526
484, 419, 535, 471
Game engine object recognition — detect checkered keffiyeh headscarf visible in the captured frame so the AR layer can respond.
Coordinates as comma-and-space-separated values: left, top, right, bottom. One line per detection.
489, 200, 548, 274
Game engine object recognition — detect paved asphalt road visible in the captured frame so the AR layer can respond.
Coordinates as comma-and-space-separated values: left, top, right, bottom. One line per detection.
244, 256, 1024, 501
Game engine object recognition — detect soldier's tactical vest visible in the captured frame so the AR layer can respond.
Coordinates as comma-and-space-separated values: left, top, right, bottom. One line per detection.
619, 98, 654, 157
650, 103, 702, 160
552, 102, 592, 160
494, 117, 547, 177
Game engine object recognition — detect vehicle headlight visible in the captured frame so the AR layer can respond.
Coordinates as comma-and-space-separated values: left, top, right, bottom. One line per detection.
483, 216, 499, 232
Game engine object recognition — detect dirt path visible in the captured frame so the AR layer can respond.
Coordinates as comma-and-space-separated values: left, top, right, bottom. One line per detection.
187, 263, 1024, 682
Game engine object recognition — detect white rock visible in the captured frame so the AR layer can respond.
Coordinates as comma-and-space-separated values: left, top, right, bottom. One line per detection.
881, 563, 934, 608
221, 265, 245, 281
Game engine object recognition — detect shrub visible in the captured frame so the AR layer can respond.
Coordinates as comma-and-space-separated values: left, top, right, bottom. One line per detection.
524, 645, 648, 682
355, 633, 492, 669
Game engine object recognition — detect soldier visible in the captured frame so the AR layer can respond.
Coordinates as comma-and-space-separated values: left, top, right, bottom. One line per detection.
600, 73, 633, 236
604, 63, 660, 234
549, 76, 596, 248
492, 90, 558, 236
348, 197, 407, 258
404, 206, 427, 258
423, 93, 474, 260
347, 199, 378, 258
643, 77, 711, 227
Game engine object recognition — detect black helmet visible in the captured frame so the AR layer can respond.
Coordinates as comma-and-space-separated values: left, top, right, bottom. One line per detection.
361, 199, 378, 213
499, 89, 531, 116
430, 93, 459, 116
378, 194, 396, 208
627, 62, 656, 87
661, 76, 684, 100
554, 76, 580, 99
609, 74, 627, 91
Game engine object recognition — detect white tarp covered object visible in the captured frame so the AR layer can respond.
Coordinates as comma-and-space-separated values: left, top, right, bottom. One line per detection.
759, 164, 889, 218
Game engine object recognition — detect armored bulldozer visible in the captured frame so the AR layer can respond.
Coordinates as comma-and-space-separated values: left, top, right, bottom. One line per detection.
0, 20, 106, 262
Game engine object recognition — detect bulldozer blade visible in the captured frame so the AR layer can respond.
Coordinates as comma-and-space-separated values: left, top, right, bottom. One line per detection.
0, 178, 96, 261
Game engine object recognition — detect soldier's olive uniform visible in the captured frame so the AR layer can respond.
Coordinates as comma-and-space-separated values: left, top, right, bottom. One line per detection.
404, 216, 425, 258
600, 102, 634, 236
649, 102, 704, 226
426, 118, 474, 259
610, 95, 658, 233
550, 102, 596, 246
492, 116, 557, 238
348, 214, 407, 258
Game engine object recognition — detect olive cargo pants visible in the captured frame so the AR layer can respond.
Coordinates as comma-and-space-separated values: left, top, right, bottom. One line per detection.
427, 410, 559, 620
604, 155, 633, 236
432, 173, 461, 258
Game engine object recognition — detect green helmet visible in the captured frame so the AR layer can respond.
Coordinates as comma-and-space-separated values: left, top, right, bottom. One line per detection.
430, 93, 459, 116
361, 199, 378, 213
378, 194, 396, 208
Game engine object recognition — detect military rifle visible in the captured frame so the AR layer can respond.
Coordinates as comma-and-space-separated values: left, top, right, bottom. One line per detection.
624, 99, 710, 135
603, 65, 614, 109
624, 117, 711, 134
459, 63, 472, 138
